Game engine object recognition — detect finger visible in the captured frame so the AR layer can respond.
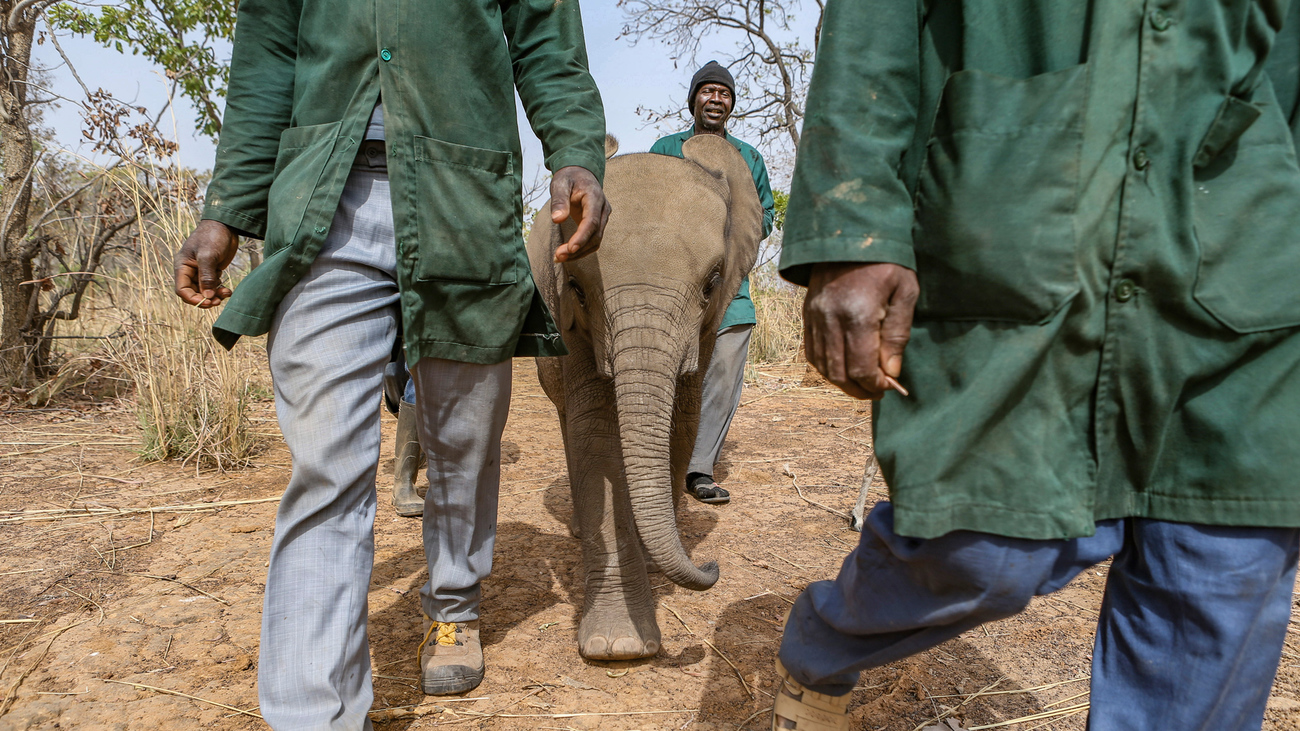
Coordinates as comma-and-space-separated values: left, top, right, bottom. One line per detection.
802, 293, 825, 378
550, 178, 573, 224
175, 261, 207, 306
560, 208, 600, 261
842, 315, 883, 399
196, 248, 224, 300
880, 281, 917, 381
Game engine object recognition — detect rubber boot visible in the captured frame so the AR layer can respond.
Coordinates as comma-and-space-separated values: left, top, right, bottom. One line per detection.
392, 402, 425, 517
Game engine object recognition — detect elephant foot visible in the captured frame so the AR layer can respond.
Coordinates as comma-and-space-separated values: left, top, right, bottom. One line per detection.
578, 608, 661, 660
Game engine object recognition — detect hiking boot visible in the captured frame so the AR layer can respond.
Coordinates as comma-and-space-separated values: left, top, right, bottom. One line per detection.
392, 402, 425, 517
771, 658, 850, 730
419, 618, 485, 695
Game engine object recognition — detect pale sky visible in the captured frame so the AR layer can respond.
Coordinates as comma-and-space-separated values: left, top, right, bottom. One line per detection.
30, 4, 815, 188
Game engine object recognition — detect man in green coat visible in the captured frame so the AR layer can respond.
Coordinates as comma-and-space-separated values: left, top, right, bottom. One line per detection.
650, 61, 776, 504
771, 2, 1300, 729
172, 0, 609, 727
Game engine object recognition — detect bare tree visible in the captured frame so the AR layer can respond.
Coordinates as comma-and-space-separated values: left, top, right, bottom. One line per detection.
2, 1, 187, 383
618, 0, 824, 157
1, 0, 54, 381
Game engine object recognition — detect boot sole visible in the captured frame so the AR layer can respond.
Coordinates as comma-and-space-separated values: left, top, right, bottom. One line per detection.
421, 666, 484, 695
394, 505, 424, 518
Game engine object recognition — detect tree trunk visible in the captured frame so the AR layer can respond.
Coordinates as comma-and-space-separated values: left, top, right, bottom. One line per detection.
0, 1, 40, 383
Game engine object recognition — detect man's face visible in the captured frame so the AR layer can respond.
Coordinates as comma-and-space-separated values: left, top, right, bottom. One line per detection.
693, 83, 734, 134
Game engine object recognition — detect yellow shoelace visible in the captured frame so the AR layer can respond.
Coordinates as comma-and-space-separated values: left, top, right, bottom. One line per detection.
435, 622, 458, 646
417, 620, 459, 667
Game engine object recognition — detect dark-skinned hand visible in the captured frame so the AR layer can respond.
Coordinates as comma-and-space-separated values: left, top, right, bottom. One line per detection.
174, 219, 240, 308
803, 262, 919, 400
550, 165, 612, 263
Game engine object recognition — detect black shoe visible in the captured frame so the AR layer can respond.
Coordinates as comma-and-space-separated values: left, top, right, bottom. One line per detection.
685, 472, 730, 504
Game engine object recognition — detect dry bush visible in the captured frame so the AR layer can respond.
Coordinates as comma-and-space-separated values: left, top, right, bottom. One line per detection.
102, 168, 266, 470
748, 258, 804, 364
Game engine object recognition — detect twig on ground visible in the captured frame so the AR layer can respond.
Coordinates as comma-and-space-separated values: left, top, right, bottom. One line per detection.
911, 676, 1005, 731
101, 679, 262, 719
91, 570, 229, 605
967, 702, 1090, 729
0, 622, 82, 717
0, 496, 281, 525
782, 464, 850, 520
662, 603, 755, 699
737, 705, 775, 730
55, 584, 105, 625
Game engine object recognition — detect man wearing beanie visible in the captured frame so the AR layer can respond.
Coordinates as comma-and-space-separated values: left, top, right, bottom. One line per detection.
651, 60, 776, 505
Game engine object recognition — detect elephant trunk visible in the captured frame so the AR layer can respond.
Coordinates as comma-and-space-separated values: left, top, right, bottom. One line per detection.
611, 326, 719, 591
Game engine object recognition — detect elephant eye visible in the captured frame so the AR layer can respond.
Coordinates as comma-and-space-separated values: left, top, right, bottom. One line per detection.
702, 270, 722, 300
568, 277, 587, 307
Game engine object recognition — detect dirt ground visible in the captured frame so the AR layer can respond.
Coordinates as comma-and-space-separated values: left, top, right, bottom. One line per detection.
1, 360, 1298, 730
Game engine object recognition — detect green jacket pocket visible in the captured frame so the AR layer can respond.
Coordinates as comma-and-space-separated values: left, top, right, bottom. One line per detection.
265, 121, 342, 257
912, 64, 1087, 323
412, 135, 519, 285
1192, 103, 1300, 333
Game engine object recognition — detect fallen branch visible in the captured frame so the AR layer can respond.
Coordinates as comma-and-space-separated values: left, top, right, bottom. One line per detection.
0, 496, 281, 525
101, 679, 262, 719
782, 464, 850, 520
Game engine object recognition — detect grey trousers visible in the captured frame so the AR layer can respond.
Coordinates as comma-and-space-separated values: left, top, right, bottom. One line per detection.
689, 324, 753, 476
260, 167, 511, 730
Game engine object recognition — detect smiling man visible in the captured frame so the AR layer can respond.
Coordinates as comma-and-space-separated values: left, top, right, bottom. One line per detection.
650, 61, 776, 505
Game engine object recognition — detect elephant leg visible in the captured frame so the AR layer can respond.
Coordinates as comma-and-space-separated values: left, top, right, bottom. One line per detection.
563, 380, 661, 660
538, 357, 582, 538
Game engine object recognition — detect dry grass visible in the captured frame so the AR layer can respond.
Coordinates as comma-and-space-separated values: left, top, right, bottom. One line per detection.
748, 259, 803, 364
99, 167, 266, 470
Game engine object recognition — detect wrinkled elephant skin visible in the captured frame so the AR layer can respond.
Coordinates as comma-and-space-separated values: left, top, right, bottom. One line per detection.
528, 135, 763, 660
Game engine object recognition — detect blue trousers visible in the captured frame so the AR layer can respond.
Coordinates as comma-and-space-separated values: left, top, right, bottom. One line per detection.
779, 502, 1299, 730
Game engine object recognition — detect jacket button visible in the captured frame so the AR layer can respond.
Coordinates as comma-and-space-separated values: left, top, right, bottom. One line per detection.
380, 48, 392, 62
1149, 10, 1172, 31
1133, 147, 1150, 170
1114, 279, 1137, 302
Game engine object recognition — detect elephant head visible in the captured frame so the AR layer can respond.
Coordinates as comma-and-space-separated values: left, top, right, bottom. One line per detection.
532, 134, 763, 590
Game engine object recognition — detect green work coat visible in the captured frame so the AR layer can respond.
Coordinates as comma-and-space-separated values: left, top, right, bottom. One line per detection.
781, 0, 1300, 540
202, 0, 607, 365
650, 130, 776, 331
1267, 0, 1300, 142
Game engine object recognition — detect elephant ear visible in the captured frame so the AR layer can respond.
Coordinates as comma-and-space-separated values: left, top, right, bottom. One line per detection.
681, 135, 763, 281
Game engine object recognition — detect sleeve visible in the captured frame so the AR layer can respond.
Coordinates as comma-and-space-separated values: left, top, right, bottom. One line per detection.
500, 0, 607, 182
648, 137, 672, 155
200, 0, 303, 240
750, 153, 776, 238
778, 0, 922, 286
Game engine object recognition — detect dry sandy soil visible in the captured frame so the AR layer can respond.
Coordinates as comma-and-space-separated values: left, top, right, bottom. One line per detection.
1, 360, 1298, 730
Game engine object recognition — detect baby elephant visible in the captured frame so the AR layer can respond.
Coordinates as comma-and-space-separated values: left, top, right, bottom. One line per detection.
528, 134, 763, 659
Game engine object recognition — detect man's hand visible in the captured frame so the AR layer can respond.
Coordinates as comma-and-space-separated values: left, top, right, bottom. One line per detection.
804, 262, 919, 400
551, 166, 612, 263
175, 219, 240, 308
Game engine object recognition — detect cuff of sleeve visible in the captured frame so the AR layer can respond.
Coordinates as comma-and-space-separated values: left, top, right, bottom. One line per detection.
778, 236, 916, 287
202, 205, 267, 241
546, 150, 607, 184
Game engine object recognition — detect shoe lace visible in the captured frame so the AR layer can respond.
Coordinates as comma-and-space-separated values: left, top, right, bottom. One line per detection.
435, 622, 458, 646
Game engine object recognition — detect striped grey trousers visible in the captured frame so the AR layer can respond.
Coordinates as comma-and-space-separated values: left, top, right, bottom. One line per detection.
259, 165, 510, 730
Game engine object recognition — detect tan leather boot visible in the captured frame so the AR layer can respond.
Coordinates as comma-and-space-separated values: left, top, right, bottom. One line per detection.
419, 618, 485, 695
771, 659, 851, 731
392, 402, 425, 517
